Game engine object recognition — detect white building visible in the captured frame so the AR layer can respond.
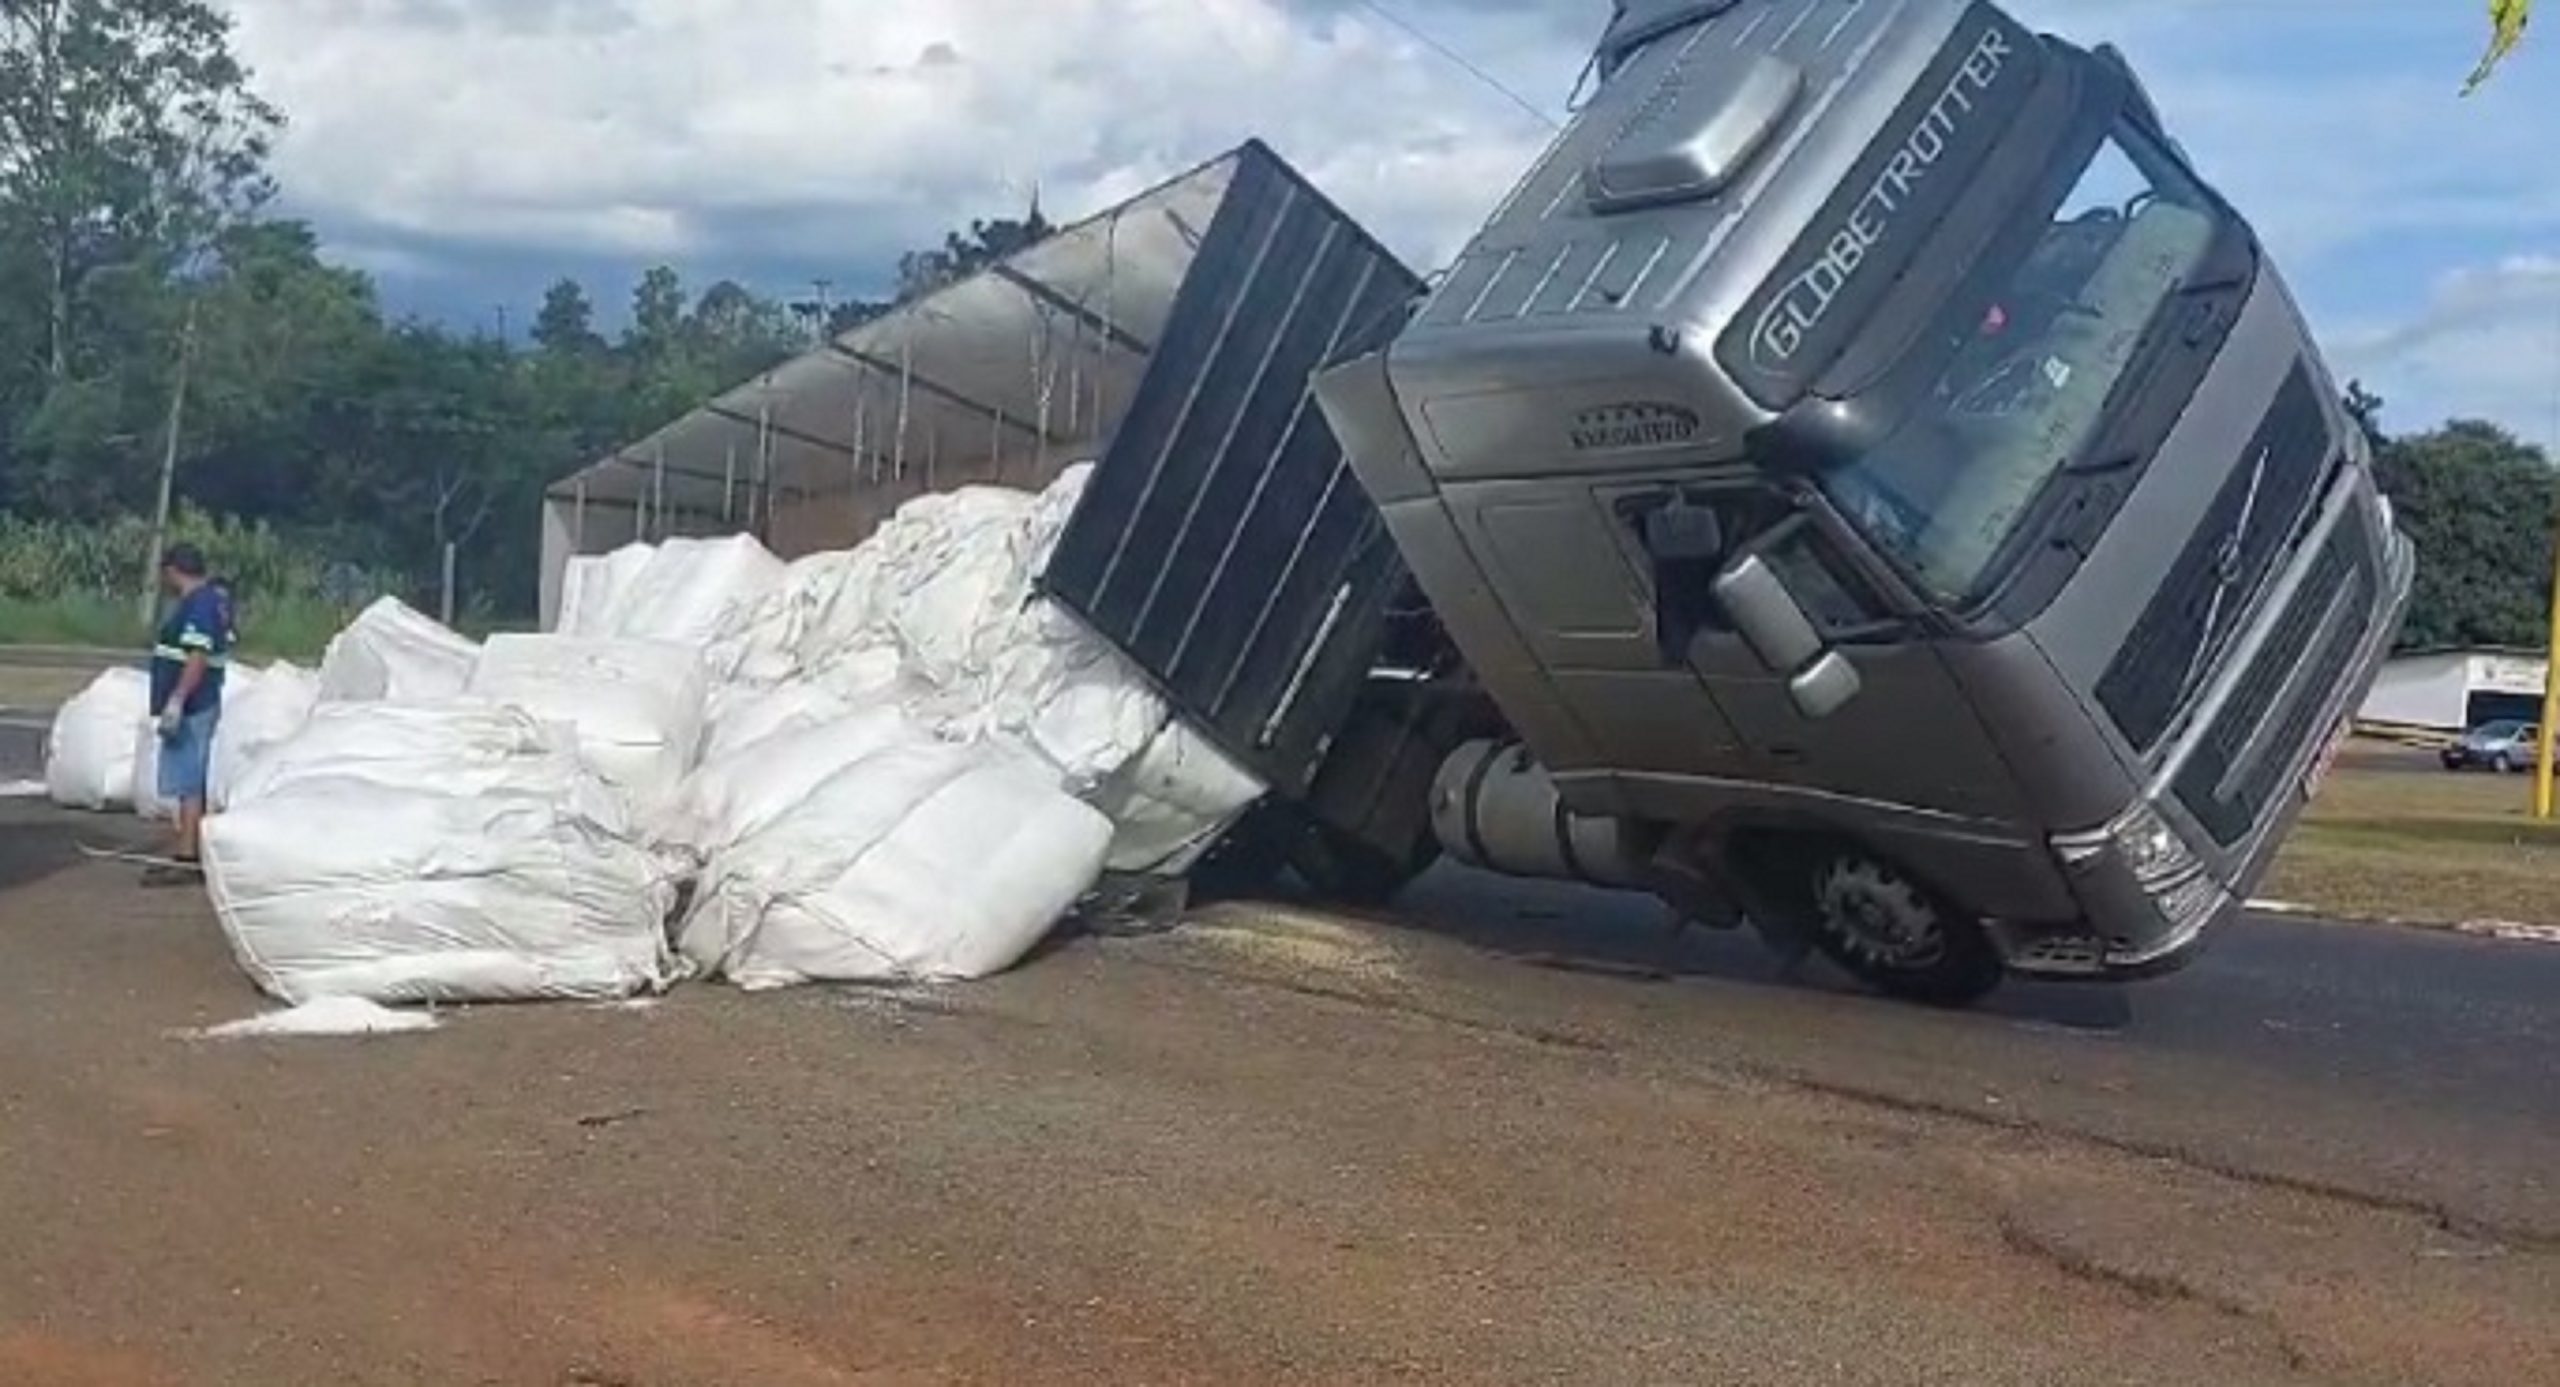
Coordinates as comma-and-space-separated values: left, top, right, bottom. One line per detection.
2357, 647, 2550, 734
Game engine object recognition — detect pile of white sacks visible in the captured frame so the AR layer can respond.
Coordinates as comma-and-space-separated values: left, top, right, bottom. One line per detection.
43, 465, 1267, 1008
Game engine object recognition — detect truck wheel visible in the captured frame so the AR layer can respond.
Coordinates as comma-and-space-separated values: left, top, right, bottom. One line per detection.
1290, 823, 1440, 907
1805, 852, 2004, 1007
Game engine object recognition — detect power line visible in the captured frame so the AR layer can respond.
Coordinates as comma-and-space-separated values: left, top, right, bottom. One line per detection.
1344, 0, 1562, 132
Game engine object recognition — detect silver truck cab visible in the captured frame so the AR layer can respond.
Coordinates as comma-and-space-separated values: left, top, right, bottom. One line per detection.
1313, 0, 2414, 1002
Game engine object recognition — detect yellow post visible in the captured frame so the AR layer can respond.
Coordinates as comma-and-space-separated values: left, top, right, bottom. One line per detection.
2537, 521, 2560, 817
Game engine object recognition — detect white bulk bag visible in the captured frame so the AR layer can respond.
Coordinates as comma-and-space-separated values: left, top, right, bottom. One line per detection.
728, 550, 862, 686
465, 634, 708, 815
594, 535, 786, 678
222, 701, 626, 829
317, 598, 479, 703
680, 740, 1114, 989
696, 679, 862, 768
210, 662, 322, 810
657, 704, 934, 861
204, 777, 677, 1005
45, 668, 149, 811
555, 541, 655, 637
1087, 718, 1268, 875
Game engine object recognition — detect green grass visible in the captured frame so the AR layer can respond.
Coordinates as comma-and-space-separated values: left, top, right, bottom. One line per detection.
2268, 749, 2560, 925
0, 592, 353, 664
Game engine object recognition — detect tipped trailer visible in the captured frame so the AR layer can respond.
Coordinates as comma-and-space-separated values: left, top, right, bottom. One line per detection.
1053, 0, 2412, 1004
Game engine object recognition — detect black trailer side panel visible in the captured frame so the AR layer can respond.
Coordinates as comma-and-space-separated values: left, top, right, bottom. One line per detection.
1039, 140, 1425, 796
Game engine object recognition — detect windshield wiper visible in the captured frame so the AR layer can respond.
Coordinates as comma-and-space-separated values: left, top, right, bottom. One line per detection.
2057, 270, 2246, 479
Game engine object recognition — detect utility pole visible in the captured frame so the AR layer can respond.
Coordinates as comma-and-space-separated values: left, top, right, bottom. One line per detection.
137, 298, 200, 626
2536, 292, 2560, 817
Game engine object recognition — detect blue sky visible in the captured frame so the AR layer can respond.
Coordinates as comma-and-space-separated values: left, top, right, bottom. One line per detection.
223, 0, 2556, 440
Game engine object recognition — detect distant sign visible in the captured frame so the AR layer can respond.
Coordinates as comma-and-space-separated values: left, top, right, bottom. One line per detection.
2474, 654, 2549, 697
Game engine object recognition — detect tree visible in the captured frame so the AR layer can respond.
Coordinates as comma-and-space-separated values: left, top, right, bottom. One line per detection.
627, 265, 685, 358
893, 205, 1056, 300
2371, 420, 2559, 650
0, 0, 280, 387
531, 277, 602, 356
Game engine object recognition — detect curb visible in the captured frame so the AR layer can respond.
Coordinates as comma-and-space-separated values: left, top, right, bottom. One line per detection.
2248, 899, 2560, 946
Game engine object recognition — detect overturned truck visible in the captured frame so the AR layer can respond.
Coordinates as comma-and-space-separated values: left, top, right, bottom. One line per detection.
546, 0, 2412, 1006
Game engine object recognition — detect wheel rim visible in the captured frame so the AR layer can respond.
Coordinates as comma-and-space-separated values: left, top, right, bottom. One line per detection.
1815, 857, 1948, 970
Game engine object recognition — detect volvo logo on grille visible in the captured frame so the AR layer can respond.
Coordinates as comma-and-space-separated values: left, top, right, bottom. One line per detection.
2213, 533, 2246, 587
1570, 401, 1701, 452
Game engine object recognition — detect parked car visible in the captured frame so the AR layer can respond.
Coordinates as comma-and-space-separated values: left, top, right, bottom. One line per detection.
2442, 720, 2545, 772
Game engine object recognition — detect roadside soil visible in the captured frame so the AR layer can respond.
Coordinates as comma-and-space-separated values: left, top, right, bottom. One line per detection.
0, 806, 2551, 1386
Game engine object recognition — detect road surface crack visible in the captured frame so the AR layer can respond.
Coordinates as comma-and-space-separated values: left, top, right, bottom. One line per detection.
1992, 1211, 2317, 1374
1772, 1071, 2560, 1257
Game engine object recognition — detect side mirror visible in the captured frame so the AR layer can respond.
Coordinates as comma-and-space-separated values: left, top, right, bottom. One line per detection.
1709, 552, 1863, 719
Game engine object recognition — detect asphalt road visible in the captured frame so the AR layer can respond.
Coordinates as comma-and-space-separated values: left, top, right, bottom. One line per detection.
1, 721, 38, 780
1385, 868, 2560, 1243
3, 798, 2554, 1384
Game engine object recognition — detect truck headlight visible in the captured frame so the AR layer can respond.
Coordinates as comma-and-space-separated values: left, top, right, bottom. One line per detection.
2052, 801, 2222, 933
2109, 801, 2202, 890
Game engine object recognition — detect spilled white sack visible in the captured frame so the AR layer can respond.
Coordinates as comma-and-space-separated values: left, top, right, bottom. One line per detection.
210, 661, 322, 810
590, 535, 787, 680
222, 701, 627, 829
317, 598, 479, 704
465, 634, 708, 818
657, 704, 933, 862
1088, 718, 1267, 875
204, 767, 678, 1007
697, 678, 864, 768
680, 738, 1114, 989
556, 542, 655, 639
45, 668, 148, 811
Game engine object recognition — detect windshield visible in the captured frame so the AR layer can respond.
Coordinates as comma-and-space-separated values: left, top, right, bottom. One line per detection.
1818, 122, 2219, 603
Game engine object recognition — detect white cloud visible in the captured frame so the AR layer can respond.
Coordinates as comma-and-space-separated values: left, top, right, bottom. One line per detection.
227, 0, 1589, 280
2331, 256, 2560, 444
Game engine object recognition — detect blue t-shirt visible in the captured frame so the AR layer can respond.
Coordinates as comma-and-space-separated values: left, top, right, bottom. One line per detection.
150, 583, 235, 715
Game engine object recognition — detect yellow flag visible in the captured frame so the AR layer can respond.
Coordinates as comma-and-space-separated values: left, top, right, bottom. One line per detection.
2463, 0, 2531, 95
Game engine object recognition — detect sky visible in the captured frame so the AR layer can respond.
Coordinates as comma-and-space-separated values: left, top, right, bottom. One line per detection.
221, 0, 2558, 441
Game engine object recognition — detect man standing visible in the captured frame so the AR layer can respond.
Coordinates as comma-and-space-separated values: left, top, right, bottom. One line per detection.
145, 544, 234, 886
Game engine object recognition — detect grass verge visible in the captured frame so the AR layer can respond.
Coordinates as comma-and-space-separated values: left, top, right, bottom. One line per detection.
2267, 747, 2560, 926
0, 593, 349, 664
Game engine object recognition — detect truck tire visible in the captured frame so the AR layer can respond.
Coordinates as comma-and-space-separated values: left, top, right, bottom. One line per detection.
1803, 850, 2004, 1008
1289, 822, 1441, 907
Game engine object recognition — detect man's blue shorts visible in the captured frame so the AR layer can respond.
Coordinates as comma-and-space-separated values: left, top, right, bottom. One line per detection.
157, 708, 219, 805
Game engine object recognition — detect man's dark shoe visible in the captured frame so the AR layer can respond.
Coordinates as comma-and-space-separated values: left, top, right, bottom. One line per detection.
141, 861, 204, 889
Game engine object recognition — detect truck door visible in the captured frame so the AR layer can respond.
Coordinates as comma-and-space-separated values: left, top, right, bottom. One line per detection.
1619, 482, 2020, 821
1437, 476, 1747, 776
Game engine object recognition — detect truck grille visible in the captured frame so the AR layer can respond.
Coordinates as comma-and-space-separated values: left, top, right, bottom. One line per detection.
2170, 519, 2377, 846
2096, 366, 2334, 751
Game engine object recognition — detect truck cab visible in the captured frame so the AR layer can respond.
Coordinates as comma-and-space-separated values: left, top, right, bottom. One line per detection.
1310, 0, 2413, 1002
